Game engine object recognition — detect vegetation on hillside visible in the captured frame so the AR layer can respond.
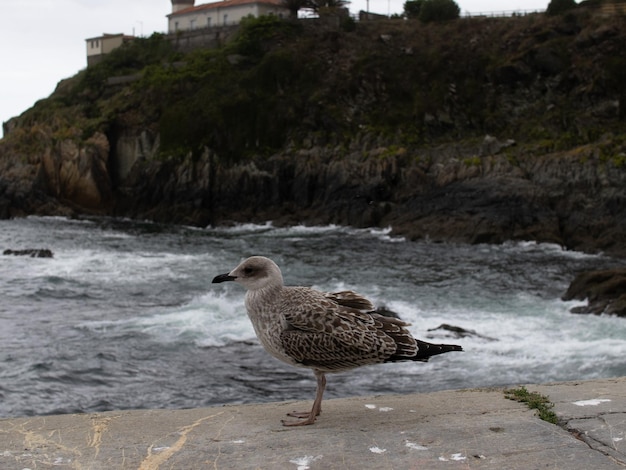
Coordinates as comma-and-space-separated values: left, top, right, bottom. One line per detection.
4, 8, 626, 163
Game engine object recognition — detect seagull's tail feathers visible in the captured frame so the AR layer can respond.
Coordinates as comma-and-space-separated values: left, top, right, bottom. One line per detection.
387, 339, 463, 363
412, 339, 463, 362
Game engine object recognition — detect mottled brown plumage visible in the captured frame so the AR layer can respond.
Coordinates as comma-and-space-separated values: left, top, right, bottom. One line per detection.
212, 256, 462, 426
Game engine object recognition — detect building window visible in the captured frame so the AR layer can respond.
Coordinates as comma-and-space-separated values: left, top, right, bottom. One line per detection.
223, 14, 228, 25
207, 17, 212, 27
190, 19, 196, 29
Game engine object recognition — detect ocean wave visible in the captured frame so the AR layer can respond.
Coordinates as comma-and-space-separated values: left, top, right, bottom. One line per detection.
207, 222, 405, 243
24, 215, 96, 225
2, 215, 624, 419
501, 240, 604, 259
78, 292, 255, 347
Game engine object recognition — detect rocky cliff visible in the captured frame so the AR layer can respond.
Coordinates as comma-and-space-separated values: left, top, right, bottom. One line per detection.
1, 10, 625, 255
111, 134, 626, 254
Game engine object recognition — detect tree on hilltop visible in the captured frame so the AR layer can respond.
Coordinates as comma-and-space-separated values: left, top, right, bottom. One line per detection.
546, 0, 577, 15
404, 0, 460, 22
404, 0, 424, 18
282, 0, 307, 18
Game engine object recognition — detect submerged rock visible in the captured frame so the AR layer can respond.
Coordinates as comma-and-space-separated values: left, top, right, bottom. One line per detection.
3, 248, 54, 258
372, 306, 402, 319
562, 268, 626, 317
426, 324, 498, 342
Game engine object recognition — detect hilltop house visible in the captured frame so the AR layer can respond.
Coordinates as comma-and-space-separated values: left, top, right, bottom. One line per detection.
85, 0, 289, 66
167, 0, 289, 32
85, 33, 134, 66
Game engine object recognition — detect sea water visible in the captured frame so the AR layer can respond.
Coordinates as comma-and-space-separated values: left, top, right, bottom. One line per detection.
0, 216, 624, 418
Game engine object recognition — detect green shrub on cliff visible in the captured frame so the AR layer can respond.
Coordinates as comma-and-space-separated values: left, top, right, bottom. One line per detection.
75, 34, 180, 99
229, 15, 302, 56
155, 17, 319, 160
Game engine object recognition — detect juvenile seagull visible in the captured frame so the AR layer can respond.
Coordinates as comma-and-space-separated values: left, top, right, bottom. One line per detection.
212, 256, 463, 426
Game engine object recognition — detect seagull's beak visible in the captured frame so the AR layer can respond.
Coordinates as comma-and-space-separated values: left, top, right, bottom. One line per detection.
212, 273, 237, 283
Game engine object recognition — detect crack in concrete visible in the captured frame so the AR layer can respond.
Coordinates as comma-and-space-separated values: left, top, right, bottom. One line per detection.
138, 411, 225, 470
564, 414, 626, 468
87, 414, 120, 462
210, 414, 235, 469
13, 419, 84, 469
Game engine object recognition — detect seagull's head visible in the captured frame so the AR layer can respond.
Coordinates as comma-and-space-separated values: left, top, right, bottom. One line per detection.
212, 256, 284, 291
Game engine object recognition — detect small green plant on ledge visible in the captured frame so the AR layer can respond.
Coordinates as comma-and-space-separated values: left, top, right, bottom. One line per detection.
504, 386, 559, 424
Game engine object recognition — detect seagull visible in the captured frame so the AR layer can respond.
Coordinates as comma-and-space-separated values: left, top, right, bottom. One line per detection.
212, 256, 463, 426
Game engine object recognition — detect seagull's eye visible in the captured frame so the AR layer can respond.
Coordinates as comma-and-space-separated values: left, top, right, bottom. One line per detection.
243, 267, 255, 275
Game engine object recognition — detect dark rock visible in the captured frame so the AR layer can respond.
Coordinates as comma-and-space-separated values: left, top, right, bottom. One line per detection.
3, 248, 54, 258
527, 43, 569, 76
426, 324, 498, 342
372, 306, 402, 319
562, 268, 626, 317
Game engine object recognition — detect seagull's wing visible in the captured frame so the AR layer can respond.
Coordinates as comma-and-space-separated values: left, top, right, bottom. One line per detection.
324, 290, 374, 311
279, 287, 416, 371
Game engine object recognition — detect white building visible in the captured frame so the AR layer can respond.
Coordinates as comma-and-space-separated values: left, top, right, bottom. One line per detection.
168, 0, 289, 32
85, 33, 134, 66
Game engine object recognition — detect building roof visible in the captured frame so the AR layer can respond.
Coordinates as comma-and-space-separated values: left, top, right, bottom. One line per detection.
168, 0, 286, 17
85, 33, 134, 42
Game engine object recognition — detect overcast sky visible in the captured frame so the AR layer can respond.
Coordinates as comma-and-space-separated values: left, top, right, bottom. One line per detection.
1, 0, 553, 137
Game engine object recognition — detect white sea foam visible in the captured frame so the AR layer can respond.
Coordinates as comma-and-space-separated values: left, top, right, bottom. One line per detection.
31, 249, 214, 286
208, 221, 275, 234
367, 226, 406, 242
374, 293, 626, 387
207, 222, 406, 243
24, 215, 95, 225
502, 240, 604, 259
80, 292, 254, 347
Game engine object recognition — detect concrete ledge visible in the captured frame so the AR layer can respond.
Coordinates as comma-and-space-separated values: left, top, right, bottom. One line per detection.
1, 377, 625, 469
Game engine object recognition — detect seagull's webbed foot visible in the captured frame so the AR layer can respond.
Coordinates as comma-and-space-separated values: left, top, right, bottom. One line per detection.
281, 412, 318, 426
286, 410, 319, 419
281, 408, 321, 426
280, 371, 326, 427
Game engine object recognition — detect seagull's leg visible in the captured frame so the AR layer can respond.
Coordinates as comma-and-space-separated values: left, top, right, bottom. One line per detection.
282, 371, 326, 426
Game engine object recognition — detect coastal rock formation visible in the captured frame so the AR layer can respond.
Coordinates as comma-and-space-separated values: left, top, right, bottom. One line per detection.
40, 132, 112, 210
1, 125, 626, 255
562, 268, 626, 317
110, 137, 626, 255
1, 12, 625, 256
